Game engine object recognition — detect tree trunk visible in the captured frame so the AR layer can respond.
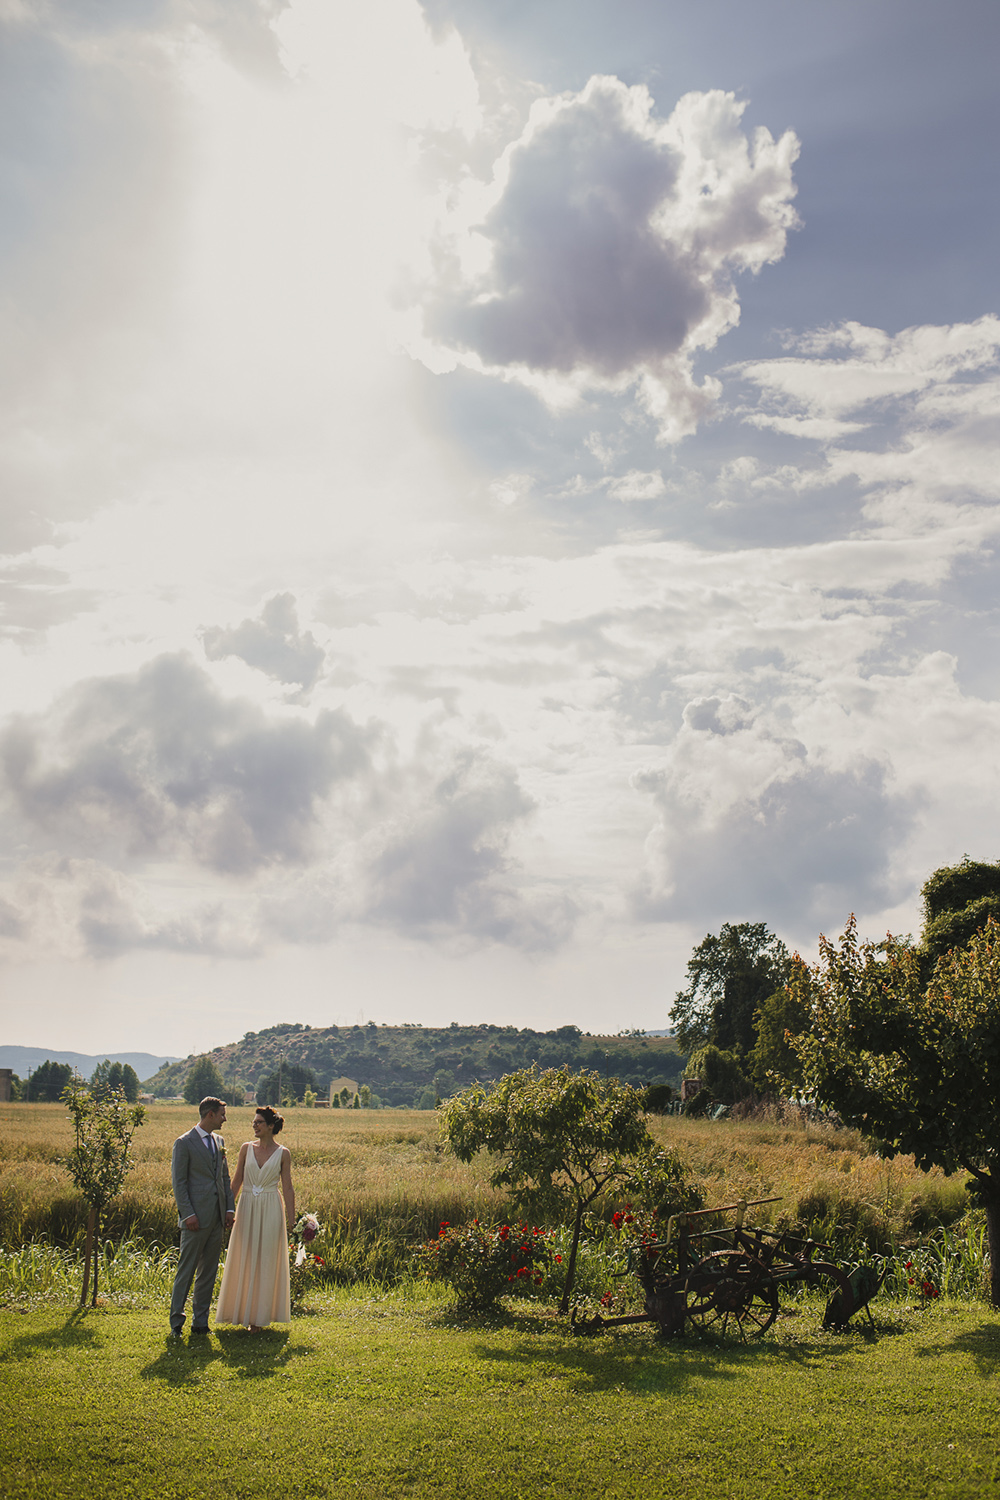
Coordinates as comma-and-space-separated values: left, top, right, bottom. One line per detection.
80, 1205, 96, 1308
985, 1196, 1000, 1308
559, 1200, 586, 1315
91, 1209, 99, 1307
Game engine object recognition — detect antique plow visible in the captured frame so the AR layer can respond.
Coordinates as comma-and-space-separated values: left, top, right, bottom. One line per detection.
571, 1195, 883, 1341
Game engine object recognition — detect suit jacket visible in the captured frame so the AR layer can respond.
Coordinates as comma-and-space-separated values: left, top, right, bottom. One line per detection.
171, 1127, 235, 1228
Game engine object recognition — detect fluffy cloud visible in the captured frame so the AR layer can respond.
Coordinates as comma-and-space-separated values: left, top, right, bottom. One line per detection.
201, 593, 326, 692
0, 654, 373, 874
414, 77, 799, 439
0, 653, 571, 957
634, 737, 915, 931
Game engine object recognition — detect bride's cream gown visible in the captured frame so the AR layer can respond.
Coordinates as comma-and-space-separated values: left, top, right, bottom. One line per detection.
215, 1144, 291, 1326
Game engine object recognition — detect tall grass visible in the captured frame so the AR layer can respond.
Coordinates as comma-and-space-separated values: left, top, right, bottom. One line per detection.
0, 1102, 988, 1309
0, 1239, 178, 1308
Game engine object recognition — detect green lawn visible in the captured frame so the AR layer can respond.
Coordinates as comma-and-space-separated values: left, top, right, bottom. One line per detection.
3, 1293, 1000, 1498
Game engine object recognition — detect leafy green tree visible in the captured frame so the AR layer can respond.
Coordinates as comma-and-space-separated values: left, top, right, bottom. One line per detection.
256, 1063, 315, 1106
89, 1060, 140, 1103
748, 986, 812, 1093
686, 1044, 749, 1104
61, 1083, 145, 1306
671, 922, 791, 1058
359, 1085, 372, 1108
790, 916, 1000, 1306
28, 1060, 74, 1102
920, 857, 1000, 964
183, 1055, 227, 1106
441, 1067, 653, 1312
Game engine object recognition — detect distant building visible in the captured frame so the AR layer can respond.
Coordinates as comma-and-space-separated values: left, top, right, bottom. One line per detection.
329, 1076, 359, 1104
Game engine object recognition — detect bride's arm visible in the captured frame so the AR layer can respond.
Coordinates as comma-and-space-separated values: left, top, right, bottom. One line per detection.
281, 1146, 295, 1230
230, 1142, 249, 1200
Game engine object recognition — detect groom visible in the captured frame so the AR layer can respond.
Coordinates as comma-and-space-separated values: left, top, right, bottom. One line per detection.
169, 1096, 235, 1336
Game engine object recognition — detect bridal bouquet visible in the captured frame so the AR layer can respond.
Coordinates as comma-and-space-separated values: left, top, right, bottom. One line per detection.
288, 1212, 324, 1309
290, 1211, 321, 1267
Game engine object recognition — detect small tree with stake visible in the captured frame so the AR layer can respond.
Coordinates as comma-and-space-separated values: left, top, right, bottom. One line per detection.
790, 915, 1000, 1307
440, 1066, 653, 1313
61, 1083, 146, 1307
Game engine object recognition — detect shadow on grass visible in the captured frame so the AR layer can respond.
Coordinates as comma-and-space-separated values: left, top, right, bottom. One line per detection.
0, 1307, 103, 1363
428, 1301, 865, 1394
912, 1320, 1000, 1377
140, 1327, 316, 1385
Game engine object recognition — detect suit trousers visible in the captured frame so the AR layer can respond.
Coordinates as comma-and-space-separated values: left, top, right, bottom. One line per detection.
170, 1213, 224, 1331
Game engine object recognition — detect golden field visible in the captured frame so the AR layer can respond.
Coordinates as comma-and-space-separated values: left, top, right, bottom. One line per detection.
0, 1101, 968, 1265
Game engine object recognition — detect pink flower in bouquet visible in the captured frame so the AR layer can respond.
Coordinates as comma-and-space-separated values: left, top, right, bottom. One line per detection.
302, 1215, 319, 1243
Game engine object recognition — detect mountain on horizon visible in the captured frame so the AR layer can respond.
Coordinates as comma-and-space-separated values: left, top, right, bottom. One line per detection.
0, 1045, 181, 1078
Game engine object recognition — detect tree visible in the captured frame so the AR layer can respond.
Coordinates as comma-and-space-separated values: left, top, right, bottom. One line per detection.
441, 1067, 653, 1312
27, 1060, 74, 1102
789, 916, 1000, 1306
671, 922, 791, 1058
748, 985, 812, 1093
183, 1055, 227, 1106
61, 1083, 145, 1306
90, 1060, 140, 1103
256, 1063, 315, 1106
686, 1044, 749, 1104
359, 1085, 372, 1108
920, 857, 1000, 965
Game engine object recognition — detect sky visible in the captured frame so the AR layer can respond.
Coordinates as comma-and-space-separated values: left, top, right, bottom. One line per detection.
1, 0, 999, 1056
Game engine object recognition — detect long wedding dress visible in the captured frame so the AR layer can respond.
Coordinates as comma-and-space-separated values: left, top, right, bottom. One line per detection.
215, 1144, 291, 1326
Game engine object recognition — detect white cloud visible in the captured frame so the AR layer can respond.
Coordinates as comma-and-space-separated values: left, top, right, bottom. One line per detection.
411, 76, 798, 440
0, 654, 375, 874
606, 470, 666, 502
201, 593, 326, 692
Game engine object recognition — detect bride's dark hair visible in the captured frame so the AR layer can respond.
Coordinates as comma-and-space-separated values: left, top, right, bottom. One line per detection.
255, 1105, 284, 1135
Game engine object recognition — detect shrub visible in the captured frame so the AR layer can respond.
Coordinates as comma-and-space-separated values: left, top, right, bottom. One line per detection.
415, 1220, 561, 1309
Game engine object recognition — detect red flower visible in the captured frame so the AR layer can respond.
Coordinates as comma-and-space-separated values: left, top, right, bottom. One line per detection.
314, 1257, 325, 1266
554, 1254, 562, 1263
612, 1211, 623, 1228
499, 1226, 509, 1240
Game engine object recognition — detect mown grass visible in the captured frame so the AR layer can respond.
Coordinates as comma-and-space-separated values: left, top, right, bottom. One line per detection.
3, 1294, 1000, 1498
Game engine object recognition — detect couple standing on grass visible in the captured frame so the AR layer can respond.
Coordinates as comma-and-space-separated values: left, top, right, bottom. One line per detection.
169, 1096, 296, 1337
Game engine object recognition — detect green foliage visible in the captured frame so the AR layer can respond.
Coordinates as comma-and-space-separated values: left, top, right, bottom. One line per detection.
182, 1055, 226, 1106
441, 1067, 653, 1311
642, 1083, 675, 1113
920, 856, 1000, 963
671, 922, 791, 1057
686, 1043, 749, 1103
143, 1022, 686, 1107
256, 1062, 316, 1106
415, 1219, 560, 1308
90, 1060, 140, 1103
791, 916, 1000, 1303
617, 1146, 704, 1220
26, 1060, 74, 1102
748, 985, 811, 1093
60, 1083, 146, 1306
61, 1087, 146, 1216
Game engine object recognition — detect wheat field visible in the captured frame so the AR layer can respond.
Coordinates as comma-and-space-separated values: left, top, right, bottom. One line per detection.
0, 1100, 969, 1266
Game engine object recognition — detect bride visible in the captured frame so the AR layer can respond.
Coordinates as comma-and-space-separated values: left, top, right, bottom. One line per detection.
215, 1105, 295, 1331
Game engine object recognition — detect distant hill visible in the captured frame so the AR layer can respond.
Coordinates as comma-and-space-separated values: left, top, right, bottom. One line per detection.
0, 1046, 180, 1078
142, 1023, 687, 1106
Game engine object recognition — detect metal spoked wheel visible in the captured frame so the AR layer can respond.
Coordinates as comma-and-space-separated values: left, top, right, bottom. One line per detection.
684, 1250, 779, 1340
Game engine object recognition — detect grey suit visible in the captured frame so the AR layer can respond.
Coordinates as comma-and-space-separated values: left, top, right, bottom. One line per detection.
169, 1126, 235, 1333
